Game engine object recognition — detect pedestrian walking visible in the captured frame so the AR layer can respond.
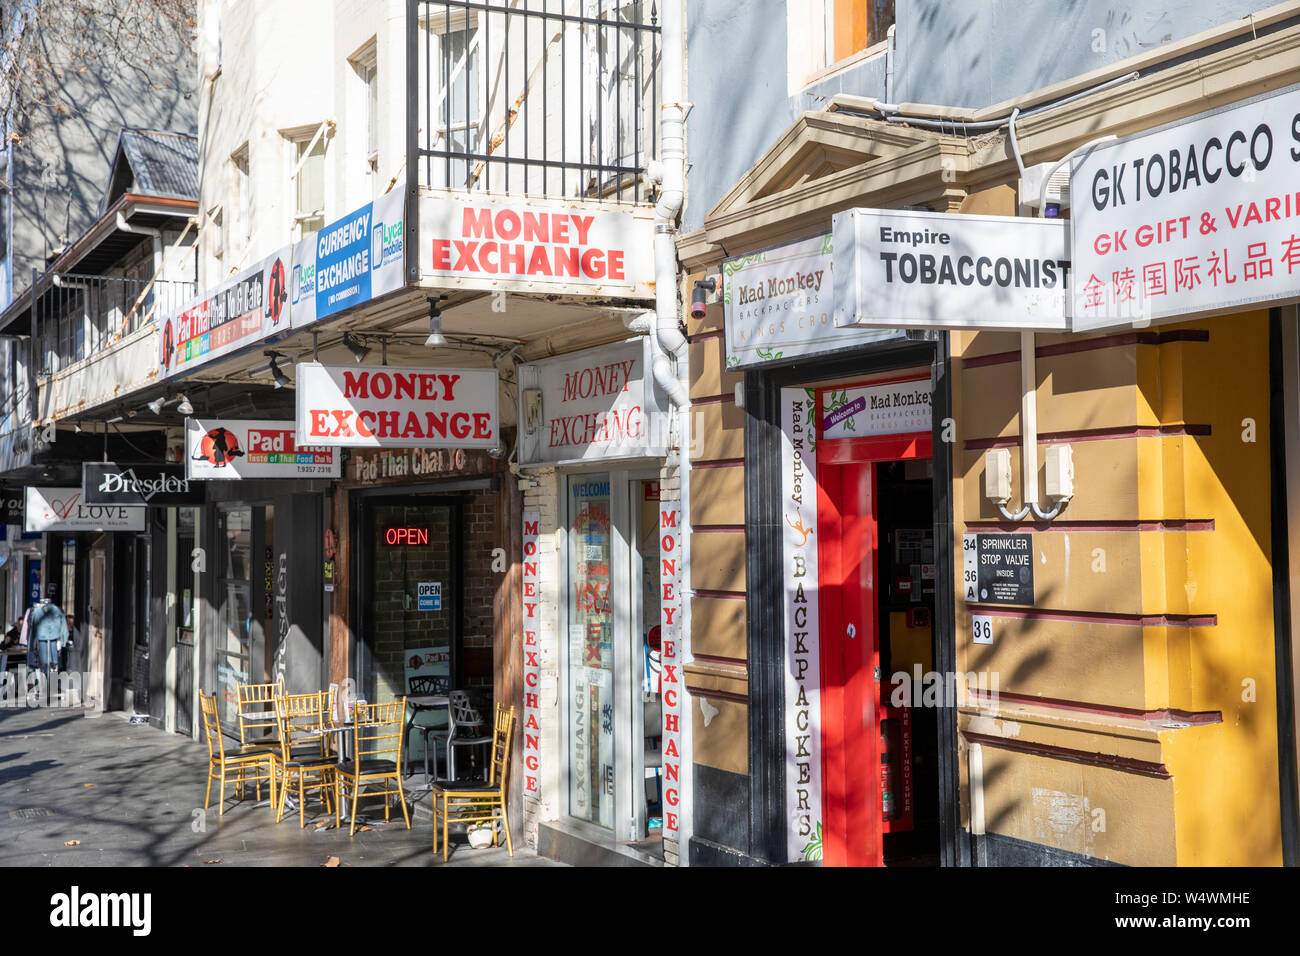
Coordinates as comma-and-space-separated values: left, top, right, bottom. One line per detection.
26, 584, 69, 683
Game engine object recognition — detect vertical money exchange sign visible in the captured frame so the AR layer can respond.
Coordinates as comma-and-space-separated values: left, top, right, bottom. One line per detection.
659, 502, 683, 839
521, 512, 541, 796
1071, 83, 1300, 329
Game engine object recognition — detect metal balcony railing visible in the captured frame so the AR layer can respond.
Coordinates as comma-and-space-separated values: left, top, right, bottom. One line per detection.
33, 272, 197, 377
410, 0, 661, 202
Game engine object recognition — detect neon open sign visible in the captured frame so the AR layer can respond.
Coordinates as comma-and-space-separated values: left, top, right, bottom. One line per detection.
384, 527, 429, 545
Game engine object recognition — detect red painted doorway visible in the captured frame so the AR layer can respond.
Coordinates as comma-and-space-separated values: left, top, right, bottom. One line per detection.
815, 378, 932, 867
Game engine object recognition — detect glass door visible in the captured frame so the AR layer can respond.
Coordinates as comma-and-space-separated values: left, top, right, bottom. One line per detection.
216, 506, 253, 729
563, 469, 662, 850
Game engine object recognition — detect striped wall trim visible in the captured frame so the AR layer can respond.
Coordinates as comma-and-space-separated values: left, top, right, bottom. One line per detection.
687, 327, 726, 343
964, 423, 1211, 450
963, 519, 1215, 532
690, 458, 745, 470
692, 652, 749, 667
690, 393, 736, 406
965, 606, 1217, 627
692, 524, 748, 533
963, 731, 1172, 778
967, 690, 1222, 725
683, 686, 749, 704
693, 588, 747, 601
961, 328, 1210, 369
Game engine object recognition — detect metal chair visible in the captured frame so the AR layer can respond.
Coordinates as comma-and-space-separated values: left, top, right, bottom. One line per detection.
274, 691, 338, 828
446, 690, 491, 782
408, 675, 449, 782
337, 699, 411, 835
432, 703, 515, 861
236, 680, 283, 800
200, 690, 276, 816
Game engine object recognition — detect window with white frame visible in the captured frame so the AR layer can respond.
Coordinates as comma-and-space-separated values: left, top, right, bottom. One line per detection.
232, 144, 250, 259
350, 42, 380, 200
208, 204, 224, 267
789, 0, 894, 91
422, 11, 485, 188
288, 131, 327, 236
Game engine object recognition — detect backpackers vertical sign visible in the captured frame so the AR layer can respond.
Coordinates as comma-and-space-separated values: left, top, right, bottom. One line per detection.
659, 503, 682, 839
522, 512, 541, 796
782, 386, 824, 862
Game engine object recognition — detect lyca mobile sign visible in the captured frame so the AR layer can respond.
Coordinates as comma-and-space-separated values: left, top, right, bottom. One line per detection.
295, 363, 499, 448
1071, 83, 1300, 330
420, 195, 654, 297
832, 209, 1071, 331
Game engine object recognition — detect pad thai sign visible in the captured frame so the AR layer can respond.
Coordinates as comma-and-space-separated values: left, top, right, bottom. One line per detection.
159, 250, 289, 376
295, 363, 499, 448
185, 419, 341, 479
420, 196, 654, 297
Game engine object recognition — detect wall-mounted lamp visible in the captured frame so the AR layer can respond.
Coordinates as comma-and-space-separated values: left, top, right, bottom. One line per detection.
265, 351, 292, 389
343, 332, 371, 363
176, 394, 194, 416
690, 277, 717, 319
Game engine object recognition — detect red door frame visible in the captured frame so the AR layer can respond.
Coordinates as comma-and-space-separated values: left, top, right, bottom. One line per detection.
815, 377, 931, 867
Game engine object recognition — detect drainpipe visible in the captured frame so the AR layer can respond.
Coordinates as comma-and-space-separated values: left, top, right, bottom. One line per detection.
651, 0, 687, 410
1001, 134, 1117, 523
884, 24, 896, 106
116, 211, 164, 278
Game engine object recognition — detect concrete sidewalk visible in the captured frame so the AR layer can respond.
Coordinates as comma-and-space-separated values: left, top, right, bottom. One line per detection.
0, 706, 561, 868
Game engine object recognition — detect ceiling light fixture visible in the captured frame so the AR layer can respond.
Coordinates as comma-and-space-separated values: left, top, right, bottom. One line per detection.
176, 394, 194, 416
424, 296, 447, 348
146, 396, 166, 415
343, 332, 371, 363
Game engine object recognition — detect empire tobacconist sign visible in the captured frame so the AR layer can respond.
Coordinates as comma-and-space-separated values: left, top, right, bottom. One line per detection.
722, 233, 904, 370
1071, 83, 1300, 330
831, 208, 1071, 331
516, 338, 667, 466
420, 196, 655, 297
295, 363, 499, 449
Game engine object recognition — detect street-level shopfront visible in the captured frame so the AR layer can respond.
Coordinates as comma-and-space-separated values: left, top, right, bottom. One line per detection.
329, 442, 513, 771
679, 58, 1300, 866
516, 336, 678, 864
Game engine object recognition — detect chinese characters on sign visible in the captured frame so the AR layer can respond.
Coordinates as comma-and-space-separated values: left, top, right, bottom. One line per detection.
1071, 83, 1300, 329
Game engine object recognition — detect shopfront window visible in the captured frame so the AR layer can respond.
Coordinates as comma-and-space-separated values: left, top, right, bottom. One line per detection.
218, 506, 253, 727
567, 474, 614, 828
367, 502, 457, 704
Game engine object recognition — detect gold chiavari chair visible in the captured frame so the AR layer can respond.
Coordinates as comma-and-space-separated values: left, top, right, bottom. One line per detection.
236, 679, 284, 806
431, 703, 515, 861
274, 691, 339, 828
200, 691, 276, 816
337, 698, 411, 836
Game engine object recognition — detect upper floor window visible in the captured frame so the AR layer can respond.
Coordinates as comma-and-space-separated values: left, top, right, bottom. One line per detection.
288, 129, 328, 237
349, 41, 380, 200
415, 1, 659, 200
232, 144, 251, 257
791, 0, 894, 91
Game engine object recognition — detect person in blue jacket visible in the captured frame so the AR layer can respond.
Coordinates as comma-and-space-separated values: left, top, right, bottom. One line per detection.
26, 584, 69, 673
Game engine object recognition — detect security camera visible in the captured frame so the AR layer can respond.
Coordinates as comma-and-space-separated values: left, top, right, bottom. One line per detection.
690, 277, 717, 319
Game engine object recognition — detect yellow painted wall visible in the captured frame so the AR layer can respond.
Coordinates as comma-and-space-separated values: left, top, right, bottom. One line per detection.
953, 312, 1283, 865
